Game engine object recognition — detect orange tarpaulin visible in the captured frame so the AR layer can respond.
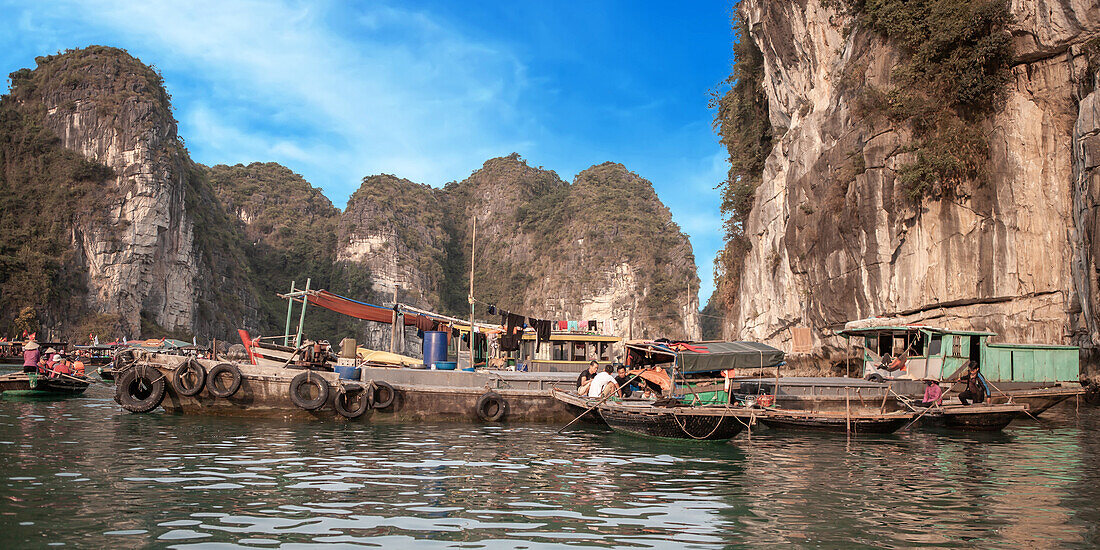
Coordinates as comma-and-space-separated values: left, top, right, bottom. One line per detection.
304, 290, 435, 329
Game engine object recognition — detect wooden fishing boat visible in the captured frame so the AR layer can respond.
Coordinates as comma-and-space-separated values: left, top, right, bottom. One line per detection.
0, 372, 90, 396
987, 386, 1083, 415
759, 408, 915, 434
549, 388, 605, 424
595, 400, 753, 441
918, 403, 1026, 431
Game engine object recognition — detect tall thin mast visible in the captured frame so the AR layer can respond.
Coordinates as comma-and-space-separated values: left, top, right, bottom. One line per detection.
468, 216, 476, 366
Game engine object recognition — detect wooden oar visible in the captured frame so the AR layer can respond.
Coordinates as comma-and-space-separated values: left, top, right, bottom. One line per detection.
982, 378, 1042, 423
557, 373, 643, 434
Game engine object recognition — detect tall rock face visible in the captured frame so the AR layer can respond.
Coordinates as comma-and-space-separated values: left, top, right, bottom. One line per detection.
338, 174, 450, 310
207, 162, 369, 338
0, 46, 259, 338
338, 155, 701, 340
723, 1, 1100, 369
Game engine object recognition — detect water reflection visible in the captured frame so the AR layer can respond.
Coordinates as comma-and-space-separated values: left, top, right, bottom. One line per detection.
0, 381, 1097, 548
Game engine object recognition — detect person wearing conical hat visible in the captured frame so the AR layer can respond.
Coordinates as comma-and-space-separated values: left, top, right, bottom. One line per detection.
21, 340, 40, 374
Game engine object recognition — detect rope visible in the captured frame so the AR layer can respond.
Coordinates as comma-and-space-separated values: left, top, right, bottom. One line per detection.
672, 407, 729, 440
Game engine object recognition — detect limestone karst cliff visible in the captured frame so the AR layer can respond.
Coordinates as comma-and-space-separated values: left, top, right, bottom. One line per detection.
0, 46, 260, 339
339, 155, 702, 340
714, 0, 1100, 373
0, 46, 700, 342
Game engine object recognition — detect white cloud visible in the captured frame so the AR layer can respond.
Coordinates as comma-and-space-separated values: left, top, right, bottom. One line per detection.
33, 0, 536, 203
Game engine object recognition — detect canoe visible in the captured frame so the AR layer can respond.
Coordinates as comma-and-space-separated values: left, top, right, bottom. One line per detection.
759, 408, 915, 434
597, 401, 752, 441
919, 403, 1025, 431
0, 372, 90, 396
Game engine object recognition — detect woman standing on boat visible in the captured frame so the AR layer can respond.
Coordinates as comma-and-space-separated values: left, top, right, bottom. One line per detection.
21, 341, 40, 373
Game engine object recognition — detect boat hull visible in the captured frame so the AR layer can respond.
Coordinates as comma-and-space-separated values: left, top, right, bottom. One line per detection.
598, 404, 749, 441
759, 410, 913, 434
920, 404, 1024, 431
133, 356, 584, 423
0, 372, 90, 396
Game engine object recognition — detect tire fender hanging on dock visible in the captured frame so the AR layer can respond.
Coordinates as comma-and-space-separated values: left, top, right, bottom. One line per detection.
475, 391, 507, 422
116, 364, 166, 413
172, 359, 206, 397
289, 371, 330, 410
372, 381, 396, 410
207, 363, 243, 398
335, 385, 371, 419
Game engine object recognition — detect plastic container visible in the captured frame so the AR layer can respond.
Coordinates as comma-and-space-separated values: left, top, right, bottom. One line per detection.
433, 362, 457, 371
460, 367, 476, 372
333, 365, 360, 380
422, 331, 448, 370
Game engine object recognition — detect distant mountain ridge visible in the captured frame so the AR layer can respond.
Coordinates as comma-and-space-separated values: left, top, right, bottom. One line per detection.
0, 46, 700, 342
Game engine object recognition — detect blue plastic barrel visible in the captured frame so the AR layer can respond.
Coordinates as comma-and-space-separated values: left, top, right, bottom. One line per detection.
422, 331, 448, 370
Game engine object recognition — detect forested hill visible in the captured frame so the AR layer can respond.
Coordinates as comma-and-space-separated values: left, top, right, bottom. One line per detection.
0, 46, 700, 342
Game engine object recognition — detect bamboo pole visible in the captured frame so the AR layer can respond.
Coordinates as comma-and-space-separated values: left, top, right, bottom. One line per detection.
294, 278, 311, 348
468, 217, 476, 368
284, 280, 295, 347
845, 387, 852, 435
390, 286, 398, 354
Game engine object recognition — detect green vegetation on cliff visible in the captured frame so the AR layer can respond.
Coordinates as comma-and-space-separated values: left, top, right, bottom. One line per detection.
209, 162, 374, 338
710, 15, 772, 312
848, 0, 1013, 199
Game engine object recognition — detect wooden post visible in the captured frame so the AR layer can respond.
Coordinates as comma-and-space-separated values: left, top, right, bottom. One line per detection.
390, 286, 399, 354
845, 387, 852, 435
284, 280, 295, 346
846, 336, 851, 378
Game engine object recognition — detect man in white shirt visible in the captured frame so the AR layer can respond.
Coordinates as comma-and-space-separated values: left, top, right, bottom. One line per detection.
588, 365, 618, 398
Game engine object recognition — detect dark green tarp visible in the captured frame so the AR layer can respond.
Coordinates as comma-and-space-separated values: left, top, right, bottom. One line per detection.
677, 341, 785, 373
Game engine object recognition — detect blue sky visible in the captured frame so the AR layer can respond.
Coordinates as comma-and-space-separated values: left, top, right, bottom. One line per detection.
1, 0, 735, 305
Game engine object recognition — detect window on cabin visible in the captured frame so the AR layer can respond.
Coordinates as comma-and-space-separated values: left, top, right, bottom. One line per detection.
552, 343, 567, 361
572, 342, 586, 361
952, 336, 964, 357
929, 335, 943, 356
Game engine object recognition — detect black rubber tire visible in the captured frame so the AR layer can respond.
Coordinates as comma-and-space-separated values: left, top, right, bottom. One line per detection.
475, 391, 507, 422
335, 387, 371, 419
113, 348, 137, 371
866, 373, 886, 383
372, 380, 396, 410
116, 364, 166, 413
172, 359, 206, 397
289, 371, 330, 410
207, 363, 243, 398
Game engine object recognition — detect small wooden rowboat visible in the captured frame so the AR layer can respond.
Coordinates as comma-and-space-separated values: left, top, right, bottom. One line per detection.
0, 372, 90, 396
918, 403, 1026, 431
759, 408, 915, 434
551, 389, 756, 440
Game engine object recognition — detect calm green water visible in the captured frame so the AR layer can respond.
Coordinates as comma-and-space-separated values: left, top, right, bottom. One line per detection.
0, 372, 1098, 549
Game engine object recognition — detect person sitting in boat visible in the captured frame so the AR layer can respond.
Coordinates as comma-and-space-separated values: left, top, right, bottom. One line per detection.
587, 365, 618, 398
49, 355, 72, 378
957, 362, 989, 405
72, 357, 86, 376
918, 379, 943, 407
577, 360, 599, 395
516, 354, 531, 372
21, 341, 40, 374
615, 365, 638, 398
